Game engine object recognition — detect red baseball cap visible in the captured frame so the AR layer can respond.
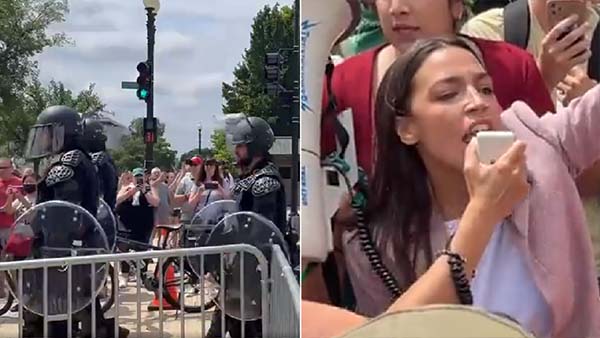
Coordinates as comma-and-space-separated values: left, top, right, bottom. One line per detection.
186, 156, 203, 166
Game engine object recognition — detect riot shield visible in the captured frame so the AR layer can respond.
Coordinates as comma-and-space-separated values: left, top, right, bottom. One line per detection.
97, 199, 117, 252
186, 200, 238, 276
4, 201, 110, 316
205, 211, 289, 321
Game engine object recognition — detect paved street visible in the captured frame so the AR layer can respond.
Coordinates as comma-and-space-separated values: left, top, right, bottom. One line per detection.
0, 283, 216, 338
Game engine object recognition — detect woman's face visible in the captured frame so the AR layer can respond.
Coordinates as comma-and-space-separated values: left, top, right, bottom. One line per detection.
399, 46, 503, 172
23, 176, 36, 185
375, 0, 463, 51
205, 163, 216, 178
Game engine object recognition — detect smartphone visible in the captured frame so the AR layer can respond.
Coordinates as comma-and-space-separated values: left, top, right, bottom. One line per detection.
547, 0, 587, 39
477, 131, 516, 165
204, 182, 218, 190
7, 185, 23, 194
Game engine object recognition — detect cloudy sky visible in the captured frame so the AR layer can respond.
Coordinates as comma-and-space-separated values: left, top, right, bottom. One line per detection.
36, 0, 290, 154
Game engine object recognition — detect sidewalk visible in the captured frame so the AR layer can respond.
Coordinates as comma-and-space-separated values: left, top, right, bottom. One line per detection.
0, 284, 215, 338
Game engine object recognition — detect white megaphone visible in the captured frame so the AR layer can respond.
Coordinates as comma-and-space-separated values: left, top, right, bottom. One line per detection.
300, 0, 361, 263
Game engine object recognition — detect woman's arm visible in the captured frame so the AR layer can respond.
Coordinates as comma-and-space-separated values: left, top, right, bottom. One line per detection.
540, 84, 600, 175
145, 185, 160, 207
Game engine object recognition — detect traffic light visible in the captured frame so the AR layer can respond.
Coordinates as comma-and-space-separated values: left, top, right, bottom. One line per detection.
136, 61, 151, 101
264, 52, 284, 96
143, 117, 157, 144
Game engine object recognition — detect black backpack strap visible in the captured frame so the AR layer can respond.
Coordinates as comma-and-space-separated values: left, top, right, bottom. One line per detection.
504, 0, 531, 50
588, 22, 600, 82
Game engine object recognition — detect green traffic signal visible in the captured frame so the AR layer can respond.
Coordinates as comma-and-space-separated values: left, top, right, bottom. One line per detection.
137, 88, 149, 100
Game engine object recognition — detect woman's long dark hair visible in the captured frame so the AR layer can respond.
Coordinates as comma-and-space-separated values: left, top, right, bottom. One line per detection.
198, 160, 223, 185
369, 36, 485, 288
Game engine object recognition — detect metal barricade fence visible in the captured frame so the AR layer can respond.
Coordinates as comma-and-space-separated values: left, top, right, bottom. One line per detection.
268, 245, 300, 338
0, 244, 282, 338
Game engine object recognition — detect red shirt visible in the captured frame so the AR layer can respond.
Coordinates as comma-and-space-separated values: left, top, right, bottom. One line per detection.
320, 38, 555, 175
0, 176, 22, 228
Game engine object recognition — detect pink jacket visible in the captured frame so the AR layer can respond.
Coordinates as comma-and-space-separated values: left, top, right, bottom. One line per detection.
343, 85, 600, 338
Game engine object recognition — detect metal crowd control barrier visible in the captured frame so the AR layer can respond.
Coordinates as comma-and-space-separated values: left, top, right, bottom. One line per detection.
0, 244, 296, 338
268, 245, 300, 338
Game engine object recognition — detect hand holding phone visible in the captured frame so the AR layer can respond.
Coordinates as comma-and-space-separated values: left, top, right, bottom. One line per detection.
540, 1, 591, 88
7, 185, 23, 195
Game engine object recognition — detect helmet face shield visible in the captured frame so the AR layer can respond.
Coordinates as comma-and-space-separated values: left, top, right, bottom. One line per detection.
25, 123, 65, 159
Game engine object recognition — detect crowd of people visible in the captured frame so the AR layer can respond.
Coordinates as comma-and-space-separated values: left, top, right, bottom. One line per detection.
114, 158, 235, 287
303, 1, 600, 338
0, 99, 288, 338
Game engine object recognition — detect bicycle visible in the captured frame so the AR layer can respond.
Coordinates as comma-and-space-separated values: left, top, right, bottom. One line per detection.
107, 223, 219, 313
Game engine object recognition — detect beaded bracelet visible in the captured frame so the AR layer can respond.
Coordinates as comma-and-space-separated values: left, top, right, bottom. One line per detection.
437, 250, 473, 305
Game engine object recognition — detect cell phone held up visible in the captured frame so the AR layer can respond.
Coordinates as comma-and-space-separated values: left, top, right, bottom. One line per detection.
547, 0, 587, 40
7, 185, 23, 195
204, 182, 218, 190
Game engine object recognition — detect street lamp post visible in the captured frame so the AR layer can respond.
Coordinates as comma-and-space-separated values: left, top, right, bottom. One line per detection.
143, 0, 159, 170
197, 123, 202, 153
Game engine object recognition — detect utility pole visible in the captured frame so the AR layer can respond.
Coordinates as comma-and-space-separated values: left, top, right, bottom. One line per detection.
290, 0, 300, 221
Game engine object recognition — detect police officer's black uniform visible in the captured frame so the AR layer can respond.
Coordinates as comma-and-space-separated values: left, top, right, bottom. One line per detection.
206, 116, 286, 338
83, 118, 118, 210
23, 106, 128, 338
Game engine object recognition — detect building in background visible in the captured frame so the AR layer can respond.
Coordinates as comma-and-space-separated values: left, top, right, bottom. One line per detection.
89, 113, 131, 150
271, 136, 293, 207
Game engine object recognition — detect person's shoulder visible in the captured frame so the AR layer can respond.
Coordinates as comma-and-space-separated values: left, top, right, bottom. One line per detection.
333, 45, 381, 72
251, 176, 281, 197
472, 37, 535, 63
461, 8, 505, 40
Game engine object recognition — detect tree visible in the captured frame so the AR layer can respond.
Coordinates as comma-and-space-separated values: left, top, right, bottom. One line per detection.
0, 0, 69, 97
0, 80, 106, 157
0, 0, 72, 157
211, 130, 236, 170
221, 4, 294, 125
110, 118, 177, 172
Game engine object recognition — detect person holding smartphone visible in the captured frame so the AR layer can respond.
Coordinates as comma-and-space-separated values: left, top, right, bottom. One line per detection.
188, 158, 230, 214
0, 158, 21, 299
463, 0, 599, 106
115, 168, 160, 289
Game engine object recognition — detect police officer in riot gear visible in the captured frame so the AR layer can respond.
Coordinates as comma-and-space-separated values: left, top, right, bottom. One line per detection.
83, 118, 118, 210
206, 115, 286, 338
230, 116, 286, 232
28, 106, 99, 215
23, 105, 128, 338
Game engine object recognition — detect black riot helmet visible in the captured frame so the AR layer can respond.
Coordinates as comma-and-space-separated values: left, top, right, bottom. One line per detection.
227, 115, 275, 159
82, 118, 107, 152
25, 105, 84, 159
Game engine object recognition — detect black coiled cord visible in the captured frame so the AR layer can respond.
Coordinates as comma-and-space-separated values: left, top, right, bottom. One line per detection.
351, 195, 403, 300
